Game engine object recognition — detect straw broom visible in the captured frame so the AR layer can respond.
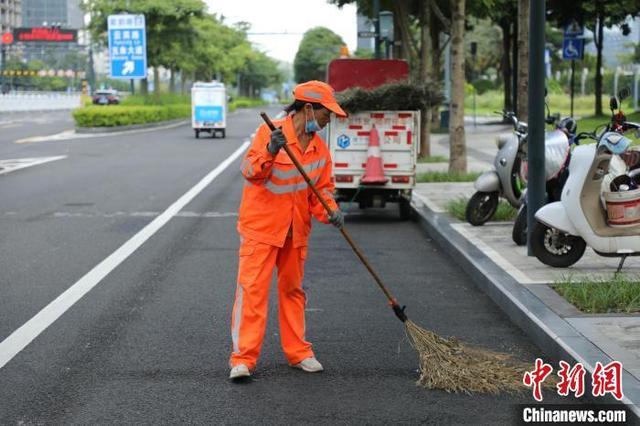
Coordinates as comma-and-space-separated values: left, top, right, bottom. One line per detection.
260, 112, 532, 394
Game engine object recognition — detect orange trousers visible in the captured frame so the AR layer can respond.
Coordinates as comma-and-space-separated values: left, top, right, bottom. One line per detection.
229, 236, 313, 370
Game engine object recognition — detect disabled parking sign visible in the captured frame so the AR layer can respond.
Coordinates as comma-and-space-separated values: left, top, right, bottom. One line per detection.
562, 38, 584, 61
108, 14, 147, 79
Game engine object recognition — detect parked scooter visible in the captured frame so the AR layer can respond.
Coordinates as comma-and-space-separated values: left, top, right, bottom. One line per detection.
465, 112, 528, 226
465, 110, 559, 226
531, 94, 640, 269
511, 117, 578, 245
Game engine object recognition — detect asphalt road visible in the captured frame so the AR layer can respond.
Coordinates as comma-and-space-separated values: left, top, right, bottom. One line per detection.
0, 107, 577, 423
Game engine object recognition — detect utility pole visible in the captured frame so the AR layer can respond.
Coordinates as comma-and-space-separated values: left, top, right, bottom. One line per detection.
526, 0, 545, 255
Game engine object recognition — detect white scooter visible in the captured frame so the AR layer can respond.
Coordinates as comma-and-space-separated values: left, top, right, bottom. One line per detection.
531, 120, 640, 270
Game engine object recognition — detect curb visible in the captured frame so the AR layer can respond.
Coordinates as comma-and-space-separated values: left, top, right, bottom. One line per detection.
410, 196, 640, 415
76, 118, 189, 134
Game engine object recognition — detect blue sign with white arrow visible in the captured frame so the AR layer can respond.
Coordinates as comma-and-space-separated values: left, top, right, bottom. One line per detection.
562, 37, 584, 60
108, 14, 147, 79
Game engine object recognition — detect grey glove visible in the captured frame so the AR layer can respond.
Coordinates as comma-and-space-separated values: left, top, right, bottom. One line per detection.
328, 210, 344, 229
267, 128, 286, 155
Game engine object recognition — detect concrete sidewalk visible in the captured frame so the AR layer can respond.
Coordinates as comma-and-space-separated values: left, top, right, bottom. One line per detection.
411, 123, 640, 415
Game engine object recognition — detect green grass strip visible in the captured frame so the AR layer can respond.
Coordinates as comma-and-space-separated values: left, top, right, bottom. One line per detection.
417, 155, 448, 163
446, 196, 516, 221
416, 171, 481, 183
553, 274, 640, 313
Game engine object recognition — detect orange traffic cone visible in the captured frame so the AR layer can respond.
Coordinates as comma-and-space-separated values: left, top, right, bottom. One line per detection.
360, 125, 388, 185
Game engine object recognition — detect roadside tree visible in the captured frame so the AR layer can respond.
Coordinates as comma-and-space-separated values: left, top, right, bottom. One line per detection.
293, 27, 345, 82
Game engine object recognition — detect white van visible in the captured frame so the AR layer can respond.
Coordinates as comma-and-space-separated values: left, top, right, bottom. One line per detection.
191, 81, 226, 138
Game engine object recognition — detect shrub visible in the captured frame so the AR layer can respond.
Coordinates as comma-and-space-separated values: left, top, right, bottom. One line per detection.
472, 78, 495, 95
121, 93, 191, 106
73, 104, 190, 128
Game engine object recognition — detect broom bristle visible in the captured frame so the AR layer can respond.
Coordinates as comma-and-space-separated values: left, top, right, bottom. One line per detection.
404, 320, 544, 394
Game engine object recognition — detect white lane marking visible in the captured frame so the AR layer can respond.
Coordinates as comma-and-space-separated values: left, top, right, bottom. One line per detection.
0, 156, 67, 176
48, 211, 239, 218
14, 120, 189, 144
0, 141, 250, 370
450, 223, 547, 284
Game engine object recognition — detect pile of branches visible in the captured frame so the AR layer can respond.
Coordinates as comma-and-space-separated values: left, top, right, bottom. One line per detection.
335, 80, 444, 114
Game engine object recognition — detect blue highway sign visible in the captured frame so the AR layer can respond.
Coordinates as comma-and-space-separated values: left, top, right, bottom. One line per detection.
108, 14, 147, 79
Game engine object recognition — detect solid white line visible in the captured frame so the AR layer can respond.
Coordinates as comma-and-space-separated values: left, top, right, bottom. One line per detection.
0, 156, 67, 176
0, 141, 250, 370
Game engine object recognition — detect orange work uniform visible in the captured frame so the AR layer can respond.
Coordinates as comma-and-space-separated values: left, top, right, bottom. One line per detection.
230, 114, 338, 370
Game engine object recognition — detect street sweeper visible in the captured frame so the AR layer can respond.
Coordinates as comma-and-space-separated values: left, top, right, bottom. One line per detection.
228, 80, 347, 380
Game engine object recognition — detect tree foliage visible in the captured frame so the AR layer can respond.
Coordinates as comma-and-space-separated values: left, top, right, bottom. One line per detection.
83, 0, 283, 95
294, 27, 345, 82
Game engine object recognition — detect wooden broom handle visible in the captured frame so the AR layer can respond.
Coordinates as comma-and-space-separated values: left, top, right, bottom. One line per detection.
259, 112, 400, 308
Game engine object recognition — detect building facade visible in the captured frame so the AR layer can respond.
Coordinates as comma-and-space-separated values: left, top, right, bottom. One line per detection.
19, 0, 84, 64
0, 0, 22, 35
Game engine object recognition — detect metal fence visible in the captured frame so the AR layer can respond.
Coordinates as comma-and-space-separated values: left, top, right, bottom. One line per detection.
0, 91, 81, 112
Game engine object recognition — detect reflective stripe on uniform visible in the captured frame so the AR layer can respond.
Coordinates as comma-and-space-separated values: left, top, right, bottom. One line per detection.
232, 285, 244, 354
241, 159, 255, 178
264, 176, 319, 194
272, 158, 326, 180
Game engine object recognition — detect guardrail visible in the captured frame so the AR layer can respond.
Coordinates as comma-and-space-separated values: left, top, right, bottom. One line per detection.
0, 92, 81, 112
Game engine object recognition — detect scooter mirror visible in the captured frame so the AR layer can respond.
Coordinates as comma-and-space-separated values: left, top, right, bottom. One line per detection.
610, 96, 619, 111
618, 87, 631, 101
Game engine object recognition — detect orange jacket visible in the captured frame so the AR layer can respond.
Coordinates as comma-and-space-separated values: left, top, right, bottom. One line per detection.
237, 115, 338, 248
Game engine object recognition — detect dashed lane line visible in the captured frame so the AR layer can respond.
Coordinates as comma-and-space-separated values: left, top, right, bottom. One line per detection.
0, 140, 250, 370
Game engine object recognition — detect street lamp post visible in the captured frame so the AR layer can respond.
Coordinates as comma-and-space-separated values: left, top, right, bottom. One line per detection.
526, 0, 546, 254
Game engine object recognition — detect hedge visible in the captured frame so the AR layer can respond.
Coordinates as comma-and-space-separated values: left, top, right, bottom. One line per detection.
73, 104, 190, 128
73, 95, 267, 128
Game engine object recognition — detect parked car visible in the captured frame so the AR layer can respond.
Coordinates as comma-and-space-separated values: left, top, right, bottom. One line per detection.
92, 90, 120, 105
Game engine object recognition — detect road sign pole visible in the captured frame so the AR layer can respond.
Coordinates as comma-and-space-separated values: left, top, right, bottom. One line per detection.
373, 0, 381, 59
570, 59, 575, 118
0, 45, 5, 93
130, 79, 134, 95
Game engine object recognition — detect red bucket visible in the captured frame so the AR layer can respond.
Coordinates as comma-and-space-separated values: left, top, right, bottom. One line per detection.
604, 188, 640, 227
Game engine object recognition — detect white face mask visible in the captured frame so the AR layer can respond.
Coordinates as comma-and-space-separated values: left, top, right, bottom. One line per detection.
305, 108, 321, 133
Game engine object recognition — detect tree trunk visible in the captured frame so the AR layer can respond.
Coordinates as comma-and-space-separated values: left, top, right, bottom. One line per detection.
430, 16, 443, 126
594, 8, 604, 116
517, 0, 529, 122
449, 0, 466, 174
153, 67, 161, 97
392, 0, 418, 70
169, 68, 176, 93
419, 1, 431, 158
500, 19, 513, 113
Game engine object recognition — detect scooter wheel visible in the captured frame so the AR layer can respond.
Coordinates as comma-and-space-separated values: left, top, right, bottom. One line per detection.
531, 220, 586, 268
512, 205, 528, 246
465, 191, 499, 226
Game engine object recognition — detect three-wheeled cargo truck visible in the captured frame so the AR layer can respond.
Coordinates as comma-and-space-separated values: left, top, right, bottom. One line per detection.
326, 59, 418, 220
191, 81, 227, 138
